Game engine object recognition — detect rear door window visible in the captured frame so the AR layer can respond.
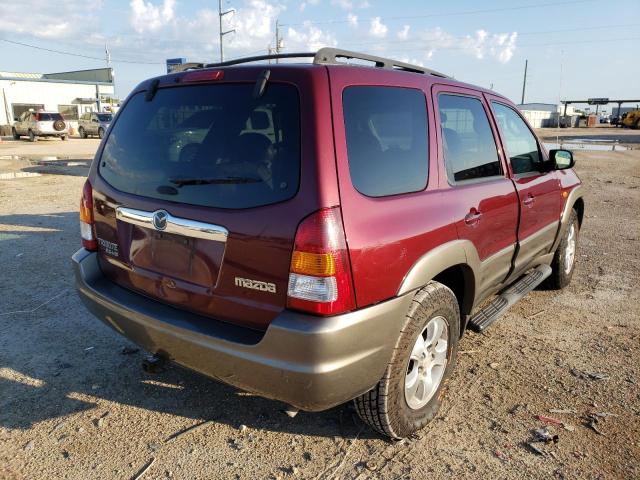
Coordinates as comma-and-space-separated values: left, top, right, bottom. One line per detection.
99, 83, 300, 209
438, 94, 502, 183
342, 86, 428, 197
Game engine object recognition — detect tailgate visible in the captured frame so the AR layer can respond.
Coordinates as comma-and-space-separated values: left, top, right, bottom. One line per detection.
92, 190, 299, 331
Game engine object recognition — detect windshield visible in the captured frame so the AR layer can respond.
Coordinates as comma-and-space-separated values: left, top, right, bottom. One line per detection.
96, 113, 113, 122
98, 83, 300, 209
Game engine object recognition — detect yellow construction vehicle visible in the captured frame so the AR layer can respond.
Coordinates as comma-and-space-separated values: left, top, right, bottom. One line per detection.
621, 109, 640, 129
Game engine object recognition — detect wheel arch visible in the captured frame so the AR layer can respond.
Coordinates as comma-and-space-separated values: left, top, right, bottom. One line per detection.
397, 240, 479, 335
573, 196, 584, 228
551, 185, 585, 253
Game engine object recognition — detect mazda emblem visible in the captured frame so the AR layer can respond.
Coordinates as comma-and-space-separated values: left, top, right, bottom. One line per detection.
152, 210, 169, 231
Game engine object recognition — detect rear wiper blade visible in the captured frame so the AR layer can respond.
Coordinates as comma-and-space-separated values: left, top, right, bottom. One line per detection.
169, 176, 262, 186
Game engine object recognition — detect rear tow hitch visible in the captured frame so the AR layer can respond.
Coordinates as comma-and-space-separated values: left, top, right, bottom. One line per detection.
284, 406, 299, 418
142, 353, 167, 374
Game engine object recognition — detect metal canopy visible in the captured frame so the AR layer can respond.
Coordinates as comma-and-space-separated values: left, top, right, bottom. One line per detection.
561, 98, 640, 116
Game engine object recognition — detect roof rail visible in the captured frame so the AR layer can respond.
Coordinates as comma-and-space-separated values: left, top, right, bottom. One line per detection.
179, 47, 450, 78
313, 48, 450, 78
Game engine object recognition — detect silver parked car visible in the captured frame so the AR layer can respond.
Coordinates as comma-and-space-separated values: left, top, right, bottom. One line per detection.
12, 111, 69, 142
78, 112, 113, 139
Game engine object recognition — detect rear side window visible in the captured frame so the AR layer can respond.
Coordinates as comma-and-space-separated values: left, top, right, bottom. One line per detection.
343, 86, 428, 197
438, 94, 502, 183
99, 83, 300, 209
491, 102, 541, 174
38, 113, 64, 121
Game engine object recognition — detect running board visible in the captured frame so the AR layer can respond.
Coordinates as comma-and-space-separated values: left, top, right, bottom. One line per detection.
468, 264, 552, 333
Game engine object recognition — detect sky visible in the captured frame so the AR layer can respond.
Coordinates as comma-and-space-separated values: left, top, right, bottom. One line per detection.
0, 0, 639, 108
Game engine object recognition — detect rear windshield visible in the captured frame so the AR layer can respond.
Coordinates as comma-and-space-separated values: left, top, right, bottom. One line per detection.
99, 83, 300, 209
38, 113, 63, 121
96, 113, 113, 122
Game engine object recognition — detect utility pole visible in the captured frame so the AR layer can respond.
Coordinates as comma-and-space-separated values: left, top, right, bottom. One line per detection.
520, 59, 528, 105
558, 50, 563, 128
104, 44, 113, 110
218, 0, 235, 62
274, 20, 283, 63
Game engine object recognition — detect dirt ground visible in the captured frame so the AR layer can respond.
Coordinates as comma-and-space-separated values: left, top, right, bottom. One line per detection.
0, 134, 638, 479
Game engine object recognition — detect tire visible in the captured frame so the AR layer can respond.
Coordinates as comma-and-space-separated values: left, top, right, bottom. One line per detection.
544, 209, 579, 290
79, 127, 86, 139
12, 128, 19, 140
98, 127, 104, 139
354, 282, 460, 439
635, 119, 640, 130
28, 130, 36, 142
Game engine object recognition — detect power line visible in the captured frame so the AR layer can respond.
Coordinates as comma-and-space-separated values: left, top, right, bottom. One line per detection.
343, 22, 640, 47
282, 0, 599, 26
334, 35, 640, 55
0, 38, 164, 65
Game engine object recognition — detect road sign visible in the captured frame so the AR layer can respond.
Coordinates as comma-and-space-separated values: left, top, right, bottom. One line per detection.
166, 58, 187, 73
587, 98, 609, 105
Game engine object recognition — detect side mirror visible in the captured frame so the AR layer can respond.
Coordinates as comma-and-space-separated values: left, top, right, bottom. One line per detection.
549, 149, 574, 170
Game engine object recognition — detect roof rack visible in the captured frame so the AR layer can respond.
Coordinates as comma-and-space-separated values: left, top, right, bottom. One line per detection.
175, 48, 450, 78
313, 48, 450, 78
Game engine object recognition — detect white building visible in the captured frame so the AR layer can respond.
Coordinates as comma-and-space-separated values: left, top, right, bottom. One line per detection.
0, 68, 115, 133
516, 103, 578, 128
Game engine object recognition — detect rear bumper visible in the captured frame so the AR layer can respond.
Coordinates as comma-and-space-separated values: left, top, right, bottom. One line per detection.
34, 130, 68, 136
72, 249, 410, 411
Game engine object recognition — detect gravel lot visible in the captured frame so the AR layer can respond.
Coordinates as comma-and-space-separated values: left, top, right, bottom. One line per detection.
0, 132, 638, 479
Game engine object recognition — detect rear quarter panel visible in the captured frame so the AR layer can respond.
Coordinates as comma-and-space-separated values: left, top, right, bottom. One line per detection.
327, 67, 459, 308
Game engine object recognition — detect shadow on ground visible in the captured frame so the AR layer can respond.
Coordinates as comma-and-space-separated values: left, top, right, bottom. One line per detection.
0, 211, 375, 441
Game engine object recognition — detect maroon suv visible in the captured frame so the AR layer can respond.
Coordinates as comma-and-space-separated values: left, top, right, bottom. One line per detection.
73, 48, 584, 439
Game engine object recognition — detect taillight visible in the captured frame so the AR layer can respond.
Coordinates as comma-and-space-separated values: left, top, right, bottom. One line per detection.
34, 113, 40, 121
287, 207, 356, 316
79, 180, 97, 251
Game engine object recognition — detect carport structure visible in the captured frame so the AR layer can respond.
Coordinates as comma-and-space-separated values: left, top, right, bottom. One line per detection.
561, 98, 640, 117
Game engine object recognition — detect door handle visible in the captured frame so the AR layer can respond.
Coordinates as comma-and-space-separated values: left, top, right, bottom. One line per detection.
464, 208, 482, 226
523, 194, 535, 207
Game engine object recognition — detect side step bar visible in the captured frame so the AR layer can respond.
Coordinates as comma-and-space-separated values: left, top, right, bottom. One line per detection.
468, 264, 552, 333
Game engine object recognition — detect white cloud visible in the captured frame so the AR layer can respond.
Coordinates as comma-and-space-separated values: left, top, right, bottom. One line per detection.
299, 0, 319, 12
130, 0, 176, 34
369, 16, 388, 38
347, 13, 358, 28
0, 0, 99, 39
331, 0, 353, 10
287, 22, 337, 51
491, 32, 518, 63
358, 0, 371, 8
397, 25, 410, 40
414, 27, 518, 64
229, 0, 281, 44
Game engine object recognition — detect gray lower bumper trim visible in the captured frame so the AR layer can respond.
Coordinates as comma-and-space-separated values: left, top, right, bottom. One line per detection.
72, 249, 411, 411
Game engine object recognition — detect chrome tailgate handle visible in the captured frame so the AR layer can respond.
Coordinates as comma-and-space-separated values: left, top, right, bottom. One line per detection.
115, 207, 228, 243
